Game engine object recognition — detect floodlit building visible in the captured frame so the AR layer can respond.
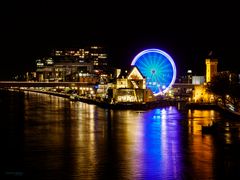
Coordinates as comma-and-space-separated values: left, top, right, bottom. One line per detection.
103, 67, 156, 103
192, 85, 215, 103
191, 57, 219, 103
205, 58, 218, 83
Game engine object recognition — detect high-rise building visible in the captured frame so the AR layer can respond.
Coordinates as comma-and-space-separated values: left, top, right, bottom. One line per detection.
52, 48, 89, 63
35, 46, 108, 82
88, 46, 108, 73
205, 58, 218, 83
51, 46, 108, 73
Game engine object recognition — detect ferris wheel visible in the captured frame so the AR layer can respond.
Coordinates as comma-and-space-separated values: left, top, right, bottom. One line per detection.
131, 48, 177, 96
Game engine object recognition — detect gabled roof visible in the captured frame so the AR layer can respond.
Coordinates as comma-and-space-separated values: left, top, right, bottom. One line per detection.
127, 66, 145, 80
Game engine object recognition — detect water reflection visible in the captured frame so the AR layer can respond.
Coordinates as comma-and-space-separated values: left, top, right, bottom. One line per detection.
22, 93, 187, 179
186, 109, 240, 179
187, 109, 219, 135
186, 111, 215, 179
2, 91, 240, 179
141, 107, 183, 179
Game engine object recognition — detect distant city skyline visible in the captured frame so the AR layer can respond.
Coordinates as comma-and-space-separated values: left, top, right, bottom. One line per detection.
2, 1, 240, 80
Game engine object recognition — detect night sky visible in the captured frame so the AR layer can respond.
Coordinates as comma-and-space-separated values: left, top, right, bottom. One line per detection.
2, 1, 240, 80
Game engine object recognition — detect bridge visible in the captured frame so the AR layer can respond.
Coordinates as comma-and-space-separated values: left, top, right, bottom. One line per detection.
0, 81, 195, 88
0, 81, 96, 88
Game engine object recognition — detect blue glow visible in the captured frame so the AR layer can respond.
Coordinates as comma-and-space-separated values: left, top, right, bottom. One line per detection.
141, 106, 182, 179
131, 49, 177, 96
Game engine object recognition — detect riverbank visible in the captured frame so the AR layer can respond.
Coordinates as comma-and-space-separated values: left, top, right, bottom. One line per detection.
2, 88, 239, 118
4, 88, 178, 110
217, 104, 240, 120
76, 96, 178, 110
186, 102, 240, 120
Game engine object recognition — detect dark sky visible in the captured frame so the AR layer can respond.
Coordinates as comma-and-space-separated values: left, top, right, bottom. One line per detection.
2, 1, 240, 80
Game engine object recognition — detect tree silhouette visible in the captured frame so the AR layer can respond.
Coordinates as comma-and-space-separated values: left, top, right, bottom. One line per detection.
207, 71, 230, 105
207, 71, 240, 110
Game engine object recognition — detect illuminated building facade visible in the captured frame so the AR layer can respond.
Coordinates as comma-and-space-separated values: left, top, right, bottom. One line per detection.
109, 67, 156, 103
36, 58, 55, 81
191, 58, 218, 103
52, 46, 108, 73
205, 58, 218, 83
89, 46, 108, 73
35, 46, 108, 82
192, 85, 215, 103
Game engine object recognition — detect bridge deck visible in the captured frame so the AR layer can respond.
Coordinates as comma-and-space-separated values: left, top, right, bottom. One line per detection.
0, 81, 195, 88
0, 81, 96, 88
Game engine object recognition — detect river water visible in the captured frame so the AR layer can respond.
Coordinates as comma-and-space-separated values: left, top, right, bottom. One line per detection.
1, 90, 240, 180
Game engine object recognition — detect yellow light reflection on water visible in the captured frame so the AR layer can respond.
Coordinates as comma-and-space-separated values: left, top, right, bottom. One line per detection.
22, 91, 239, 179
188, 109, 218, 135
186, 109, 221, 179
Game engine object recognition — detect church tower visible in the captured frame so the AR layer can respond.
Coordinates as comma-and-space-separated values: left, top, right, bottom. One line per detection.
205, 58, 218, 83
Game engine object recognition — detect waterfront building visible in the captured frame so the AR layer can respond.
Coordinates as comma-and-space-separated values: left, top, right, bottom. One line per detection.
35, 45, 109, 82
173, 57, 218, 102
191, 57, 219, 103
36, 58, 55, 82
192, 85, 215, 103
54, 61, 95, 82
100, 67, 156, 103
205, 58, 218, 83
52, 46, 108, 73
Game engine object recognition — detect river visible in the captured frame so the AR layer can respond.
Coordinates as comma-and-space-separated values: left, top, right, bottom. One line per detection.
1, 90, 240, 179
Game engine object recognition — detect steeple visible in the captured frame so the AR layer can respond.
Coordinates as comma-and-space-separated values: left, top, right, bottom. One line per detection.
205, 51, 218, 83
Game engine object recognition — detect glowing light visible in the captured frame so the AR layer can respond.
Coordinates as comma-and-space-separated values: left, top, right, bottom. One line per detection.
131, 49, 177, 96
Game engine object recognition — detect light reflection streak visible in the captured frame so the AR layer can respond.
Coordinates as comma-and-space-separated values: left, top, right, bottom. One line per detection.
188, 109, 218, 135
19, 92, 240, 179
187, 109, 220, 179
139, 106, 182, 179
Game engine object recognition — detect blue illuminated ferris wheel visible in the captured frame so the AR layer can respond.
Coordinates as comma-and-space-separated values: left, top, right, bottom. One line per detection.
131, 48, 177, 96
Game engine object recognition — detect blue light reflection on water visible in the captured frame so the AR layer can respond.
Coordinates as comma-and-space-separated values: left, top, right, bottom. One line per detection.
140, 107, 183, 179
2, 91, 240, 180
